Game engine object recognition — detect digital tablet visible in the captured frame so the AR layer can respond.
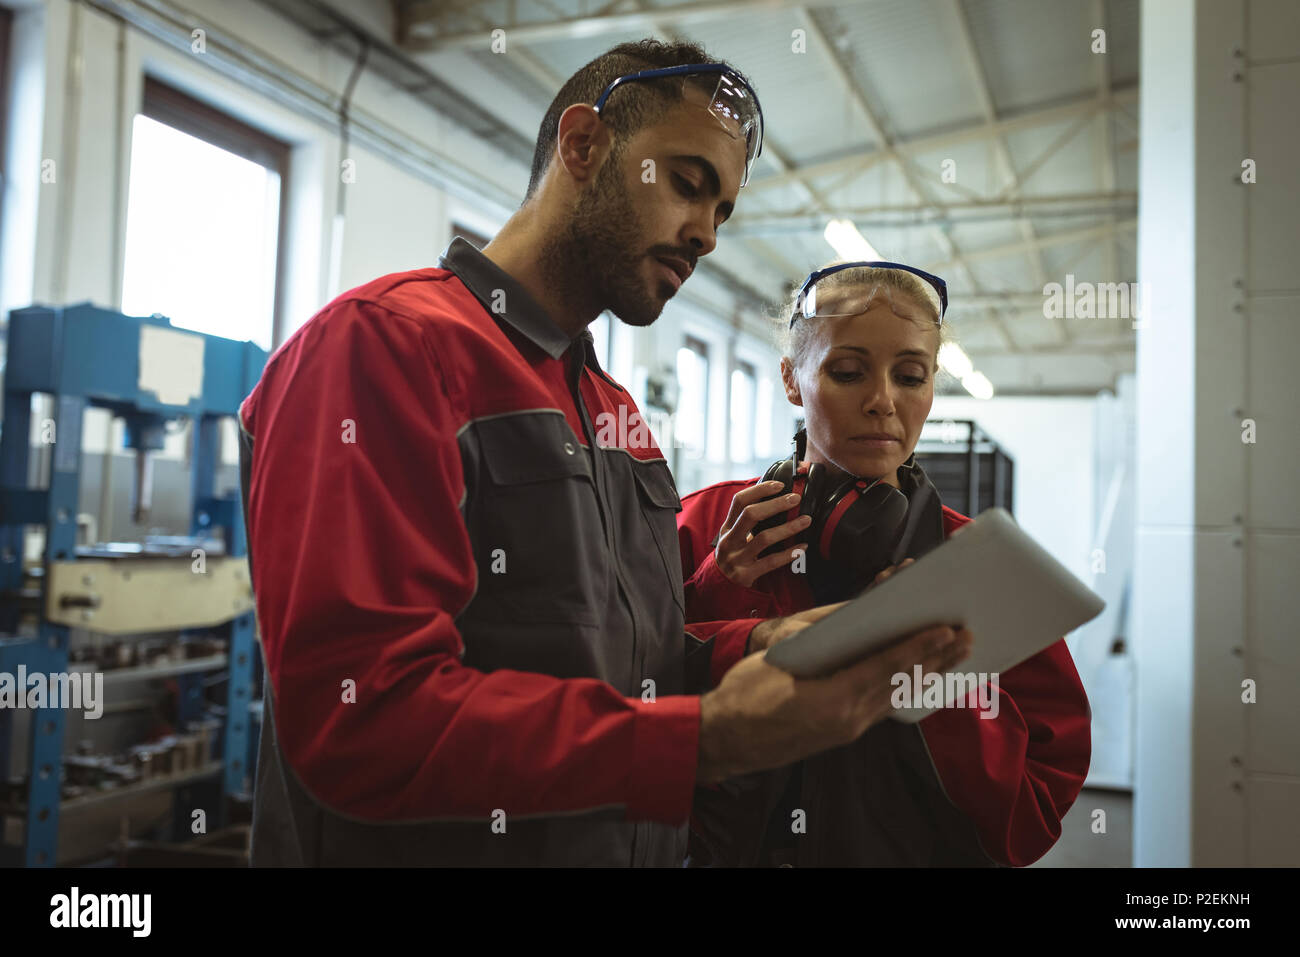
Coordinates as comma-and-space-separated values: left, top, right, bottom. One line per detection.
763, 508, 1105, 721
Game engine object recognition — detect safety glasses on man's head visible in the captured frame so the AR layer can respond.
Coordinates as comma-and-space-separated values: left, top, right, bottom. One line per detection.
790, 261, 949, 327
592, 63, 764, 187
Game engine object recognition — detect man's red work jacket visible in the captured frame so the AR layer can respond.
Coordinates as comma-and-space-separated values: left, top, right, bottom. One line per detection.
677, 477, 1092, 867
238, 238, 757, 866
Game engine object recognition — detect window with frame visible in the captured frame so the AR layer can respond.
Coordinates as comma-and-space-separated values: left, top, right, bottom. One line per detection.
730, 360, 757, 465
120, 78, 289, 351
675, 336, 710, 459
588, 312, 611, 369
755, 375, 776, 459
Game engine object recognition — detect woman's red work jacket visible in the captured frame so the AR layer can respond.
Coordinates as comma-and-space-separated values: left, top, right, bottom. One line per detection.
678, 477, 1092, 867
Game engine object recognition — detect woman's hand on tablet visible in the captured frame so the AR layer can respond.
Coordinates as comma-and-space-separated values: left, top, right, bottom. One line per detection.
715, 480, 812, 588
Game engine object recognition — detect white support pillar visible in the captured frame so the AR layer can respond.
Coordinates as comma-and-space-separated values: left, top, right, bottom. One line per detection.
1135, 0, 1300, 866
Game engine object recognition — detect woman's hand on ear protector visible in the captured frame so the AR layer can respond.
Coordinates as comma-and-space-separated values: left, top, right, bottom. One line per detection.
715, 480, 813, 589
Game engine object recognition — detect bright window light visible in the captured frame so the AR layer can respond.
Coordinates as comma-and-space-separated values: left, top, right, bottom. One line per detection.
939, 342, 974, 379
961, 371, 995, 400
610, 318, 635, 384
755, 376, 775, 458
589, 312, 611, 368
675, 343, 709, 457
121, 114, 280, 350
729, 365, 756, 464
823, 219, 880, 261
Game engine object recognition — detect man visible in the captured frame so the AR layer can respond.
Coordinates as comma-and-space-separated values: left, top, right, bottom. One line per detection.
239, 39, 972, 866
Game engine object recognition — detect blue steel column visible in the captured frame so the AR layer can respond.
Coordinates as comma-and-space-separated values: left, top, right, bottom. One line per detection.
24, 394, 83, 865
191, 413, 254, 798
0, 391, 33, 633
0, 392, 35, 788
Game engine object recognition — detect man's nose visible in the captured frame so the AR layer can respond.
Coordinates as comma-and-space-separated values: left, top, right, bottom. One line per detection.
683, 213, 717, 258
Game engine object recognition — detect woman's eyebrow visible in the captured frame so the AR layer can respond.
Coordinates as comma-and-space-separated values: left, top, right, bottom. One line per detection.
831, 345, 931, 359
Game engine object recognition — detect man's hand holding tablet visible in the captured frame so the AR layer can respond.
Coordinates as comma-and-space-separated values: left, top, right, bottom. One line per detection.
696, 619, 973, 783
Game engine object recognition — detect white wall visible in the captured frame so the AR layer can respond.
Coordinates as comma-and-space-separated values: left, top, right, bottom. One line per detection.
930, 394, 1097, 585
0, 3, 46, 321
930, 392, 1146, 792
1135, 0, 1300, 867
1083, 376, 1138, 789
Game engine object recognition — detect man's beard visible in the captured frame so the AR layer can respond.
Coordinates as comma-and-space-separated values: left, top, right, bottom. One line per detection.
543, 160, 667, 327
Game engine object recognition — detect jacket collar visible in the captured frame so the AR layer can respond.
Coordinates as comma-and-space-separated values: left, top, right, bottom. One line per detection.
438, 236, 573, 360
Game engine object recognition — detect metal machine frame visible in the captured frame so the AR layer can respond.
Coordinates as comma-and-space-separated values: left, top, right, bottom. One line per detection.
915, 418, 1015, 518
0, 303, 267, 866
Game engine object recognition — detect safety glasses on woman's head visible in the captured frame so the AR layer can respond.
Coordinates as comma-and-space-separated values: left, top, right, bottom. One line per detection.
592, 63, 764, 187
790, 261, 949, 327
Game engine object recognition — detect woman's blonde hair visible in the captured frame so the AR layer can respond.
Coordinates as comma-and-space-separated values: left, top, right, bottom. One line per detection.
774, 262, 953, 372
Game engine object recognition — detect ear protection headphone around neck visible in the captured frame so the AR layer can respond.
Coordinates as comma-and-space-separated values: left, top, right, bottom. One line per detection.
754, 429, 913, 585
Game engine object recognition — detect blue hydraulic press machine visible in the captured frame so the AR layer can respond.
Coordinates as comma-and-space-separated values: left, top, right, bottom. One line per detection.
0, 303, 267, 866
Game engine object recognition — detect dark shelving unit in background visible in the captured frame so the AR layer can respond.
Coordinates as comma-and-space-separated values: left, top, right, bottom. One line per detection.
914, 419, 1014, 518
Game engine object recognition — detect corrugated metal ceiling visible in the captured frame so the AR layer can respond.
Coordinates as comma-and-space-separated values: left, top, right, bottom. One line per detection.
377, 0, 1142, 393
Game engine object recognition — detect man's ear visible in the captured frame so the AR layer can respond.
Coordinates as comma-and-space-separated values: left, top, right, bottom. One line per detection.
554, 103, 612, 186
780, 356, 803, 407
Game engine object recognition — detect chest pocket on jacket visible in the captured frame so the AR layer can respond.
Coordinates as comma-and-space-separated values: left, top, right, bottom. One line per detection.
629, 458, 685, 614
463, 412, 607, 626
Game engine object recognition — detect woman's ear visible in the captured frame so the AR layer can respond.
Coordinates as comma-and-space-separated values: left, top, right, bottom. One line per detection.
780, 356, 803, 407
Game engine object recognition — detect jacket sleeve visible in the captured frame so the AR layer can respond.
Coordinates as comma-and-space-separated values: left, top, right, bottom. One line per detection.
676, 481, 775, 687
919, 640, 1092, 867
242, 298, 699, 825
918, 509, 1091, 866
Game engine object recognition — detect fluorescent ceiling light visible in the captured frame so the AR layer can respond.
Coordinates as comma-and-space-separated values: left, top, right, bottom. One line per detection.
938, 342, 973, 379
961, 371, 994, 400
823, 219, 880, 261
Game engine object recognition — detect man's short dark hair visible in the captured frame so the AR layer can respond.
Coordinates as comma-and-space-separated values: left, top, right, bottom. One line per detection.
525, 39, 750, 199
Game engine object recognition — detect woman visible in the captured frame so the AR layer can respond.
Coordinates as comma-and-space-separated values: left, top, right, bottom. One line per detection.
677, 260, 1091, 867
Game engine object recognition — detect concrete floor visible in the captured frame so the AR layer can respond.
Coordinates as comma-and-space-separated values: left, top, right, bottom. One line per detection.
1031, 787, 1133, 867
